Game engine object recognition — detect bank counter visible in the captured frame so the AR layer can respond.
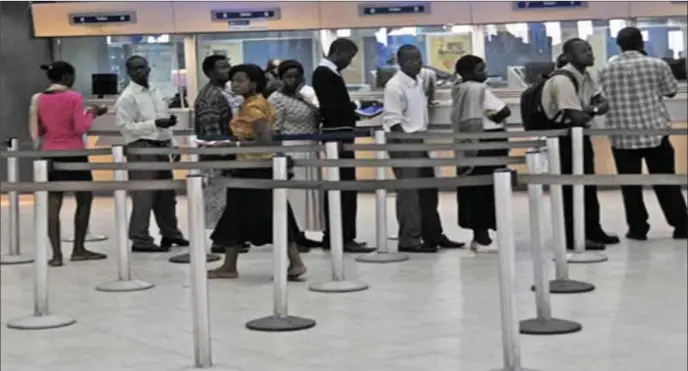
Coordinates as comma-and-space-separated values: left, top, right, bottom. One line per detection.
34, 0, 687, 182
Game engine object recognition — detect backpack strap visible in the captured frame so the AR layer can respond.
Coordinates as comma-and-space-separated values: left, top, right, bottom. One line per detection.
550, 69, 579, 93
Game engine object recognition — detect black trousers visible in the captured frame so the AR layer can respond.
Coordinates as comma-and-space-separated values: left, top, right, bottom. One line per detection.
388, 135, 443, 246
126, 140, 184, 244
559, 134, 603, 248
322, 132, 357, 245
611, 137, 687, 233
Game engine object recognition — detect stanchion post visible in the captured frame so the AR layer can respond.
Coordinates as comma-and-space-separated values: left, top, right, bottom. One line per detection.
309, 142, 369, 293
543, 138, 595, 294
357, 131, 409, 264
1, 138, 34, 265
568, 127, 607, 264
186, 175, 212, 366
169, 134, 221, 264
95, 146, 154, 292
246, 157, 316, 331
519, 151, 582, 336
490, 169, 538, 371
7, 160, 76, 330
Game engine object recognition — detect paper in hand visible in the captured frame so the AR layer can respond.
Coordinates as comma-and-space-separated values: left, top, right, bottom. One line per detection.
356, 105, 384, 118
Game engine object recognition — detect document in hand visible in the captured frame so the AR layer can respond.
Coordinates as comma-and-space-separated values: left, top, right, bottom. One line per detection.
356, 105, 384, 118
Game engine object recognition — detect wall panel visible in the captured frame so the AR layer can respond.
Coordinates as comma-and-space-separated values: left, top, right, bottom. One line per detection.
172, 1, 321, 33
628, 1, 688, 18
31, 2, 175, 37
470, 1, 630, 25
318, 1, 471, 29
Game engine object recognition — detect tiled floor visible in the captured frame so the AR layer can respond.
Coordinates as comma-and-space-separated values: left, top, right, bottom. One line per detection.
1, 191, 686, 371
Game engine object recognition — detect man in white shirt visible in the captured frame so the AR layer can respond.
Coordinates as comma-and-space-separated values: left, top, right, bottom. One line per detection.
383, 45, 463, 253
115, 55, 188, 253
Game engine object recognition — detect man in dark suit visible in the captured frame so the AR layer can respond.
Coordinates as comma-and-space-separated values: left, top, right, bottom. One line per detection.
312, 38, 375, 253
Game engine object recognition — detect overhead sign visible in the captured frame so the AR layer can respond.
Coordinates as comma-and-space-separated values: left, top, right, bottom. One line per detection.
69, 12, 136, 25
514, 1, 586, 10
211, 9, 281, 21
359, 3, 430, 16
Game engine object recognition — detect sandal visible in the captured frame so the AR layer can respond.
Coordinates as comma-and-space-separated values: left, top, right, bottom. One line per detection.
207, 269, 239, 279
48, 257, 64, 267
71, 250, 107, 261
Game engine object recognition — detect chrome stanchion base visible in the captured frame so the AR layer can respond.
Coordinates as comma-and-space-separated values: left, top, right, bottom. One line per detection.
356, 251, 409, 264
7, 314, 76, 330
95, 279, 155, 292
246, 315, 316, 332
519, 317, 582, 335
531, 278, 595, 294
490, 368, 539, 371
171, 364, 241, 371
309, 280, 369, 293
0, 254, 35, 265
169, 253, 221, 264
62, 233, 108, 243
567, 251, 608, 264
387, 235, 398, 240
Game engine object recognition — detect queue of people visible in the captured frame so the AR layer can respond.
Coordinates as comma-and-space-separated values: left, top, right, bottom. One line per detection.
28, 30, 685, 274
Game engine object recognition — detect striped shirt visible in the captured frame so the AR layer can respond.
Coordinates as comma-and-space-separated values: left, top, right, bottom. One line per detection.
194, 83, 232, 139
599, 51, 678, 149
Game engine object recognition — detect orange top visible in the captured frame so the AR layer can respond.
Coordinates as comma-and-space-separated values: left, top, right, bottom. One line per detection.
230, 94, 277, 160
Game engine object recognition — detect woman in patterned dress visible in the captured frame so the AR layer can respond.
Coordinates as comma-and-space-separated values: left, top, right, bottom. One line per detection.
268, 60, 325, 245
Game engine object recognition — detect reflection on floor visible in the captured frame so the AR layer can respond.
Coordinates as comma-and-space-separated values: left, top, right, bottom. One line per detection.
1, 191, 686, 371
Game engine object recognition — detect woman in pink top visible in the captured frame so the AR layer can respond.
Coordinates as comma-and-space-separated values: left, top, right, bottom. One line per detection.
32, 61, 108, 266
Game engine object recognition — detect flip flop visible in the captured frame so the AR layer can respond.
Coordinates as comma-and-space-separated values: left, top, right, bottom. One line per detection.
207, 270, 239, 279
70, 251, 107, 261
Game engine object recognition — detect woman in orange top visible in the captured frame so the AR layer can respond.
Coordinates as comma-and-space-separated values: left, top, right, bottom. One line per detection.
208, 64, 306, 280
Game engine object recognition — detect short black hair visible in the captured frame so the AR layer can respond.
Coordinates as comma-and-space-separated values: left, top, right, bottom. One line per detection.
454, 55, 484, 78
328, 38, 358, 56
40, 61, 75, 83
396, 44, 420, 64
616, 27, 644, 52
125, 55, 147, 70
228, 63, 267, 95
277, 59, 304, 78
562, 38, 586, 55
556, 54, 568, 68
202, 55, 227, 78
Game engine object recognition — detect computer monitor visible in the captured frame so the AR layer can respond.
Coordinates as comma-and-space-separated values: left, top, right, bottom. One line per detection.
375, 66, 397, 89
91, 74, 118, 98
524, 62, 555, 85
662, 58, 687, 81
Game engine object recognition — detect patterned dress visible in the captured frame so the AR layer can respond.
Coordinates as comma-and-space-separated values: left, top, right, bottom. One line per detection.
268, 90, 324, 232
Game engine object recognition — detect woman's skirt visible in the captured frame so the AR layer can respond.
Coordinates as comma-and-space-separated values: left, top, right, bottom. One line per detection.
47, 156, 93, 183
282, 139, 324, 232
457, 129, 508, 231
210, 168, 301, 247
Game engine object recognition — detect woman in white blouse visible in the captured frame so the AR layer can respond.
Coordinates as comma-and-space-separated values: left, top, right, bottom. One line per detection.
451, 55, 512, 253
268, 60, 324, 250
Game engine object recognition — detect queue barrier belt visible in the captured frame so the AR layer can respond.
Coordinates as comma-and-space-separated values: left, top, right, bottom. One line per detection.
4, 173, 686, 194
0, 148, 112, 159
50, 156, 525, 172
519, 174, 688, 186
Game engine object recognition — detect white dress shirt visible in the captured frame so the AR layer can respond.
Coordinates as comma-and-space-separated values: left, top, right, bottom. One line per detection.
115, 81, 175, 144
382, 71, 428, 133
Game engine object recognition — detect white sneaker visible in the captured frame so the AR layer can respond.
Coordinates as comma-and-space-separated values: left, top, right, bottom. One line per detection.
470, 240, 498, 254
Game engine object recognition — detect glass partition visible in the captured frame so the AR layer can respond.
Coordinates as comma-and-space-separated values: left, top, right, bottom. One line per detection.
56, 35, 186, 100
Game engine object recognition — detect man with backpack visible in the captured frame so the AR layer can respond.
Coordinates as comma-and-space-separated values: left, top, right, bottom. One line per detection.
521, 38, 619, 251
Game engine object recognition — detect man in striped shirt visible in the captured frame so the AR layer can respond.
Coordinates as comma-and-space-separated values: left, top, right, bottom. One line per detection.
599, 27, 687, 240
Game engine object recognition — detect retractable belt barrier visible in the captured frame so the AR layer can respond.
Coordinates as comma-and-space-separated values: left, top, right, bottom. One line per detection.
2, 127, 687, 371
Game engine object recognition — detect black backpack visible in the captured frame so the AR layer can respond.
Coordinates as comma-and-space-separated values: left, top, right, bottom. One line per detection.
520, 70, 579, 131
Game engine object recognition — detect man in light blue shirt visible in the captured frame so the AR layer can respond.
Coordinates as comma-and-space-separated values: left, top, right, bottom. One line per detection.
115, 55, 187, 252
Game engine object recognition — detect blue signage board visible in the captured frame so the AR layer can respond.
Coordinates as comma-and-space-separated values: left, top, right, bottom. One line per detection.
514, 1, 586, 10
69, 12, 136, 25
359, 3, 430, 16
212, 9, 281, 21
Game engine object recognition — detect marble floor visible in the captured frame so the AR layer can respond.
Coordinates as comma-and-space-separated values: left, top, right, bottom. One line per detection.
0, 191, 686, 371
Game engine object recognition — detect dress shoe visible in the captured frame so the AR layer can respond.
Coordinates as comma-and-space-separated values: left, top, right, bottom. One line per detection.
433, 235, 465, 249
469, 240, 498, 254
297, 236, 322, 249
567, 240, 606, 251
673, 228, 687, 239
132, 242, 170, 253
399, 243, 439, 253
160, 237, 190, 249
588, 232, 619, 245
343, 241, 376, 253
626, 231, 648, 241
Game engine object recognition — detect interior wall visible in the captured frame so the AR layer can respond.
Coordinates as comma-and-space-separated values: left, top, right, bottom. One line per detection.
0, 1, 53, 181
